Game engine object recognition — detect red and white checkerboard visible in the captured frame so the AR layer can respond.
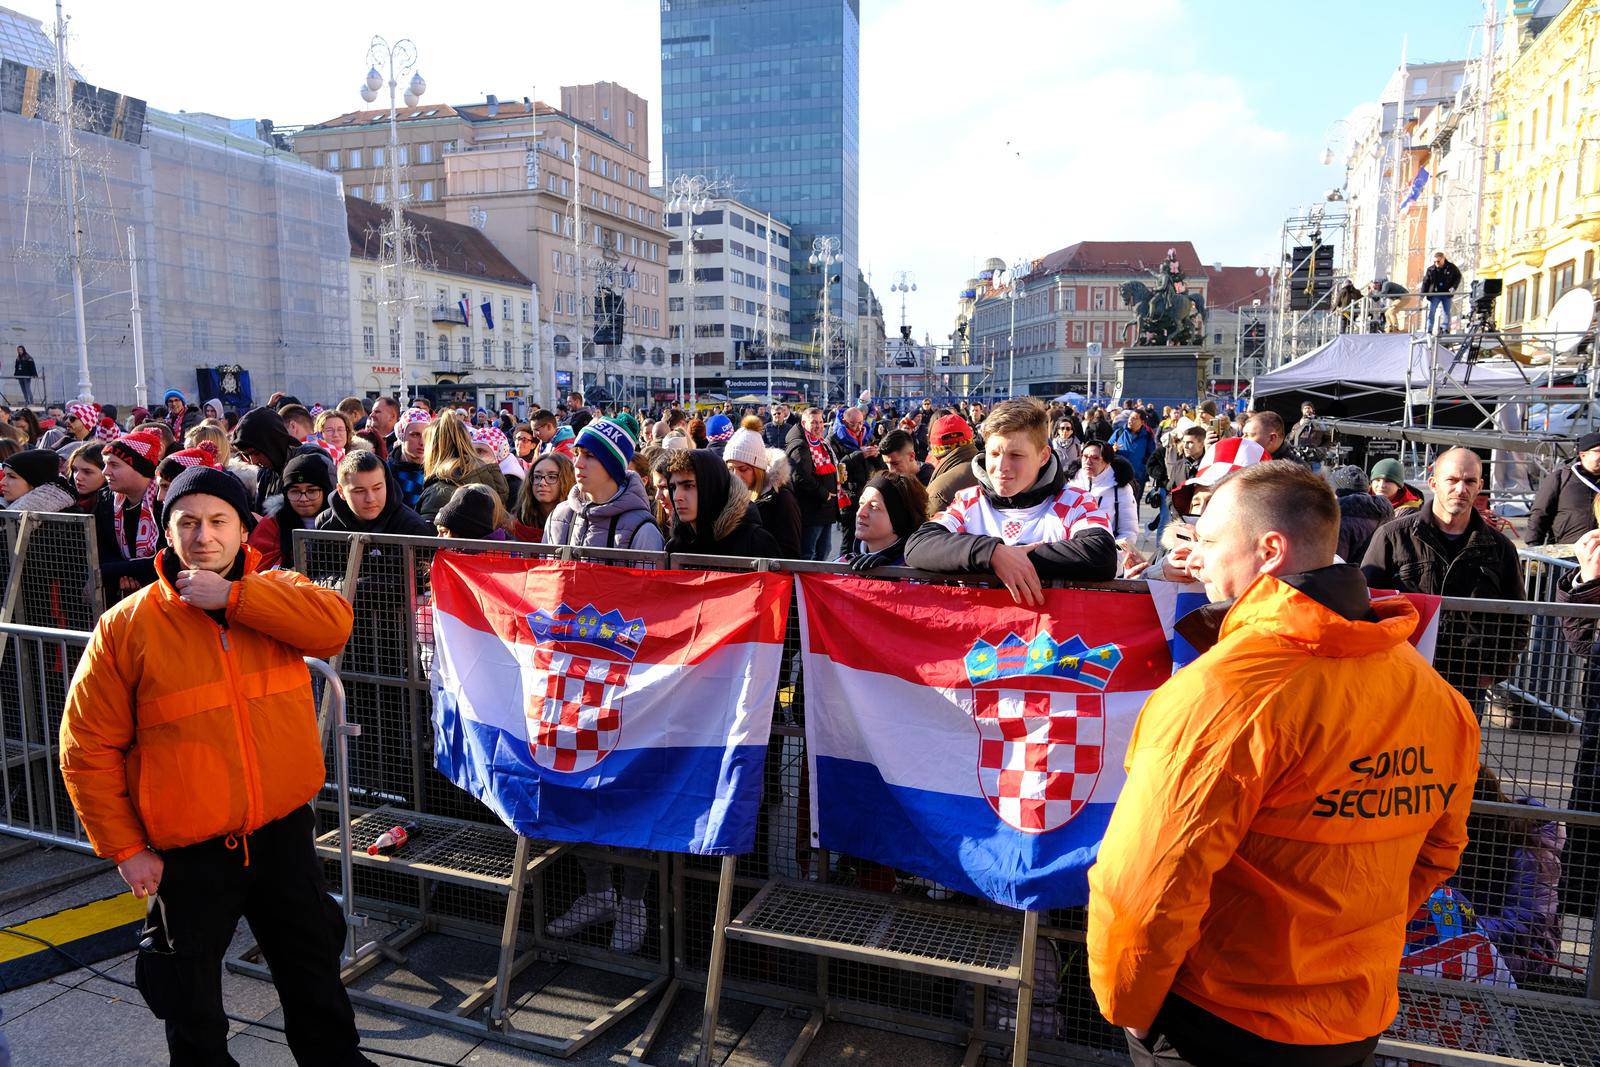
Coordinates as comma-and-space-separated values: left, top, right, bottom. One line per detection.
970, 688, 1103, 833
527, 647, 630, 773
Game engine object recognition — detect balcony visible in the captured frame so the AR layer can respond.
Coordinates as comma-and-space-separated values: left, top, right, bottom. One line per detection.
1509, 227, 1548, 267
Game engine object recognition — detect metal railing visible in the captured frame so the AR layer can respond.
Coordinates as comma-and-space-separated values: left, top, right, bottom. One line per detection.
6, 519, 1600, 1065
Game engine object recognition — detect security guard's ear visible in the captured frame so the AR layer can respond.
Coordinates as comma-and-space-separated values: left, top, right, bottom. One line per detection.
1257, 528, 1293, 577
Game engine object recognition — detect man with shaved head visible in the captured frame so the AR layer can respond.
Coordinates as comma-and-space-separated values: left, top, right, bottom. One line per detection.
1361, 447, 1526, 713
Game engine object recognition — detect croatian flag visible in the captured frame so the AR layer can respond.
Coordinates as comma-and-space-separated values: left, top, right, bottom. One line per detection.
798, 574, 1172, 910
1147, 578, 1442, 670
430, 554, 791, 854
458, 296, 471, 324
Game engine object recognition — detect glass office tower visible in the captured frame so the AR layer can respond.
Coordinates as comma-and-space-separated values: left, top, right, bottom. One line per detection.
661, 0, 859, 358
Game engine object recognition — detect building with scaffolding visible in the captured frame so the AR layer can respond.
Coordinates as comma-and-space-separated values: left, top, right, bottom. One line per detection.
294, 85, 670, 407
0, 5, 349, 408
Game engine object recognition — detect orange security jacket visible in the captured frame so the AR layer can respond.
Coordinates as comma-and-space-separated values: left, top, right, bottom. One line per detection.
1087, 572, 1479, 1045
59, 545, 353, 863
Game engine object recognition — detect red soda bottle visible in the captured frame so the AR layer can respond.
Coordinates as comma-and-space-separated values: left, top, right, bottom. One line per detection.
367, 822, 418, 856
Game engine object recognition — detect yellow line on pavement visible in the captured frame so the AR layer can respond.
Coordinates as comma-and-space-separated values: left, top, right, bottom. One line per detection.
0, 892, 144, 963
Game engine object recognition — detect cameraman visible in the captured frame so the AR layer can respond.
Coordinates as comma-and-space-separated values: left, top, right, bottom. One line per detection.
1288, 401, 1328, 470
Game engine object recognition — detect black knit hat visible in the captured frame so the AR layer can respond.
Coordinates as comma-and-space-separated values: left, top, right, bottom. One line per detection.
435, 484, 497, 539
162, 466, 257, 531
2, 449, 63, 491
281, 450, 335, 495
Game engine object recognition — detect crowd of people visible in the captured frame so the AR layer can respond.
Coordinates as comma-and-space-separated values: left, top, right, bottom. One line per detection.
9, 379, 1594, 1066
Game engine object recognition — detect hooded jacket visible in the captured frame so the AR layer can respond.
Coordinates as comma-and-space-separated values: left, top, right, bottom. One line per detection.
232, 407, 300, 511
925, 442, 981, 516
905, 452, 1118, 580
313, 462, 433, 536
1069, 461, 1139, 546
1526, 463, 1600, 546
542, 469, 665, 551
1087, 568, 1479, 1046
59, 544, 353, 861
416, 461, 511, 524
784, 421, 839, 526
666, 449, 780, 559
755, 451, 803, 559
1336, 490, 1393, 566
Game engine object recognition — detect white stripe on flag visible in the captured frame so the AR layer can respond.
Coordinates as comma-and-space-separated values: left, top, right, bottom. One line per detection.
432, 608, 781, 750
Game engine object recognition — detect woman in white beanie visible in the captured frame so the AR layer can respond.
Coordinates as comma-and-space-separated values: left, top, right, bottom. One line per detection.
723, 424, 801, 558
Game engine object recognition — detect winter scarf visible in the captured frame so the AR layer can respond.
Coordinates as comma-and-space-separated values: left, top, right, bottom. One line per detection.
806, 432, 836, 477
114, 478, 161, 559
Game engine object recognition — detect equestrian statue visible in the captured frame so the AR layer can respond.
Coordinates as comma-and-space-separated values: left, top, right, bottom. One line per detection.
1119, 249, 1206, 346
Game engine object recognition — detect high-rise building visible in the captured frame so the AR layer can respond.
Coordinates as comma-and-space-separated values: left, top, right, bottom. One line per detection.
661, 0, 860, 376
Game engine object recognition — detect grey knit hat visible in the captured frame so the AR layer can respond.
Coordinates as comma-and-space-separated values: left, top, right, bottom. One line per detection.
1326, 464, 1368, 495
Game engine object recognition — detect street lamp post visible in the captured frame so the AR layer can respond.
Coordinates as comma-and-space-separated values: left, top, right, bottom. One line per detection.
1005, 258, 1029, 400
360, 37, 425, 406
810, 236, 842, 407
667, 175, 725, 408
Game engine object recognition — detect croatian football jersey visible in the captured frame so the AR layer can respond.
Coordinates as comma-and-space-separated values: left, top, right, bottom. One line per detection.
934, 483, 1110, 545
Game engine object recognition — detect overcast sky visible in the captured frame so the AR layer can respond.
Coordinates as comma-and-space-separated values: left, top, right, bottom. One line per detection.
41, 0, 1482, 343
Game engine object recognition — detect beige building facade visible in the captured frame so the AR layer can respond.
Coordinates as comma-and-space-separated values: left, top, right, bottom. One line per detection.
297, 83, 671, 406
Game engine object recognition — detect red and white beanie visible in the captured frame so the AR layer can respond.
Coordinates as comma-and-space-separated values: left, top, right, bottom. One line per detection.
94, 417, 122, 442
470, 425, 509, 462
396, 407, 433, 434
1169, 437, 1269, 516
107, 428, 164, 477
68, 402, 101, 427
164, 441, 221, 471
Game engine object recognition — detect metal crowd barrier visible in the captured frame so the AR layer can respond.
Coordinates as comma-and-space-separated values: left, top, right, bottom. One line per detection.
4, 516, 1600, 1063
261, 528, 1600, 1065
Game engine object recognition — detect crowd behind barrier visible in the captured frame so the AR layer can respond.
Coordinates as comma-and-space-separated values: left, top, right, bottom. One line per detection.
4, 511, 1600, 1064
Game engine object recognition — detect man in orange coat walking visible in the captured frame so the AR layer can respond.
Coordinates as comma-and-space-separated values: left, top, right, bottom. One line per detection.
1087, 461, 1480, 1067
59, 465, 372, 1066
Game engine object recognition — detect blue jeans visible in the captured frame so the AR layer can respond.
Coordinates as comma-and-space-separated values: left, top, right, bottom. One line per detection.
1426, 294, 1451, 334
800, 523, 833, 562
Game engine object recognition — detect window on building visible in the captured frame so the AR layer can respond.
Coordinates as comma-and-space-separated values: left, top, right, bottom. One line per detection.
502, 297, 511, 324
1530, 273, 1542, 315
1586, 250, 1596, 284
602, 106, 610, 121
482, 339, 493, 365
350, 185, 363, 199
373, 147, 385, 166
363, 325, 375, 357
460, 336, 471, 363
521, 299, 530, 324
361, 274, 375, 299
389, 328, 400, 359
418, 143, 432, 163
438, 334, 449, 362
399, 182, 410, 201
1554, 261, 1575, 309
397, 145, 409, 166
1092, 288, 1106, 310
348, 149, 361, 169
325, 151, 339, 170
522, 343, 533, 369
373, 185, 386, 203
420, 181, 434, 201
504, 339, 512, 365
415, 330, 426, 361
626, 109, 635, 129
550, 210, 561, 232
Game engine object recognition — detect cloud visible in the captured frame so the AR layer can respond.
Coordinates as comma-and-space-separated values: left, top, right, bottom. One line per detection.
860, 0, 1294, 339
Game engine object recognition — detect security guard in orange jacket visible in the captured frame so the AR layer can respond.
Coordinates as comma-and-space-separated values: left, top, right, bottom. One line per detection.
59, 466, 374, 1067
1088, 461, 1479, 1067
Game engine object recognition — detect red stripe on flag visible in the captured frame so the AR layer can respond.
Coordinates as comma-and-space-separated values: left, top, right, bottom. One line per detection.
432, 554, 791, 665
799, 573, 1171, 691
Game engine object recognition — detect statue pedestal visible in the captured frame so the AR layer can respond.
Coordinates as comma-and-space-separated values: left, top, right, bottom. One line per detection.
1111, 346, 1204, 405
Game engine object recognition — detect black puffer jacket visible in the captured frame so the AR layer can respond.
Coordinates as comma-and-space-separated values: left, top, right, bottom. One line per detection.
785, 422, 838, 526
665, 449, 780, 559
1526, 464, 1600, 546
1336, 491, 1393, 566
1359, 506, 1527, 687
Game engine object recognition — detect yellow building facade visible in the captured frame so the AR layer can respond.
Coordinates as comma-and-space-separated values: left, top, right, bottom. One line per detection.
1480, 3, 1600, 328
